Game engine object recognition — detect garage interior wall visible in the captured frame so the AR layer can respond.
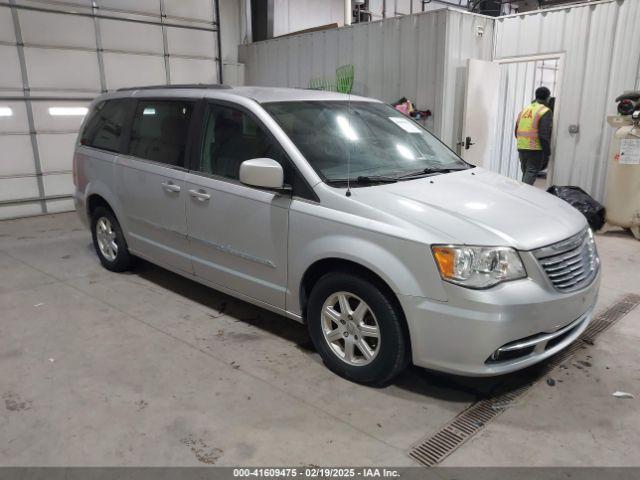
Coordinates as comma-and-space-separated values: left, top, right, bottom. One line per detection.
494, 0, 640, 201
239, 8, 494, 148
271, 0, 470, 37
243, 0, 640, 201
0, 0, 241, 220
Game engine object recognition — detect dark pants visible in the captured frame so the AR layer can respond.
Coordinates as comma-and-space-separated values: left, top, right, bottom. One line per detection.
518, 150, 545, 185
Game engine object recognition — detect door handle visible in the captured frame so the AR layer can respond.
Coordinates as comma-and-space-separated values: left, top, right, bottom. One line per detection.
456, 136, 475, 150
189, 189, 211, 201
465, 136, 475, 150
161, 181, 181, 193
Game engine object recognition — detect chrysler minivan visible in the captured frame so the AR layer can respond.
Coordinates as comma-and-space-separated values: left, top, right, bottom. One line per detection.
73, 85, 600, 385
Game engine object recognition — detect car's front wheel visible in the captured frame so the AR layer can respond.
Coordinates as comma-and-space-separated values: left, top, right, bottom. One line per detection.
91, 206, 133, 272
307, 271, 410, 386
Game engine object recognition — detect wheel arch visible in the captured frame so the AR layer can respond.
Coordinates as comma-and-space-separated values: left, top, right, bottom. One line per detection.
299, 257, 403, 320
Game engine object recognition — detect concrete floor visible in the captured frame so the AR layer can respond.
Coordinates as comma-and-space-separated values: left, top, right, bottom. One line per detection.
1, 212, 639, 466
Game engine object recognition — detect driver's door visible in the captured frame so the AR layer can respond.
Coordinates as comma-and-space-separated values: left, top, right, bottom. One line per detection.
185, 101, 291, 309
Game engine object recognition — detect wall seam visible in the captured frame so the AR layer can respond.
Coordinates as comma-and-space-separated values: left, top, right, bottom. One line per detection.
159, 0, 171, 84
92, 0, 107, 92
9, 0, 47, 214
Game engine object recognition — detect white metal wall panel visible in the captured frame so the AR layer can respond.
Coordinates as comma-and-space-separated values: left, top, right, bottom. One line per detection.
100, 19, 163, 54
96, 0, 160, 14
164, 0, 213, 21
166, 27, 216, 58
494, 0, 640, 201
0, 101, 29, 132
0, 45, 23, 90
37, 133, 78, 172
18, 10, 96, 49
169, 57, 217, 84
103, 52, 166, 90
0, 7, 15, 42
489, 60, 538, 180
24, 48, 101, 91
0, 203, 42, 219
0, 177, 40, 201
273, 0, 344, 37
45, 197, 75, 213
0, 136, 35, 176
42, 172, 74, 196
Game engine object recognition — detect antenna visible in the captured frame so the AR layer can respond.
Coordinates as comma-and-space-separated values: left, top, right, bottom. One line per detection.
346, 91, 352, 198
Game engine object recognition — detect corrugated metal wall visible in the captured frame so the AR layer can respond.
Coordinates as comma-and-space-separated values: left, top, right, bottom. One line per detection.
240, 8, 493, 148
0, 0, 228, 220
494, 0, 640, 200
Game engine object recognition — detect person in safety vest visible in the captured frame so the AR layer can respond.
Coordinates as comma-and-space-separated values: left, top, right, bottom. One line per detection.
514, 86, 553, 185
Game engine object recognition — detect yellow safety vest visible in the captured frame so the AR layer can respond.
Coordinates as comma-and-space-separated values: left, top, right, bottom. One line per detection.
516, 101, 550, 151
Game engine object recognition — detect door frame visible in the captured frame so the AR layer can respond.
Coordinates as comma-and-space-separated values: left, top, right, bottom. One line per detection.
493, 52, 566, 188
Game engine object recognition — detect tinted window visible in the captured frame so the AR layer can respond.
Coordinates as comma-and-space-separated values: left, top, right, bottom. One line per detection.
263, 101, 469, 182
199, 104, 289, 181
81, 99, 130, 152
128, 100, 194, 167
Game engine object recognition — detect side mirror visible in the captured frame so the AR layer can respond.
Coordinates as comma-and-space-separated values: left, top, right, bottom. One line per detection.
239, 158, 284, 190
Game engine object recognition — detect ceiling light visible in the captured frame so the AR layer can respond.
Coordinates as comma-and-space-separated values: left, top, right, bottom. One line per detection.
48, 107, 88, 116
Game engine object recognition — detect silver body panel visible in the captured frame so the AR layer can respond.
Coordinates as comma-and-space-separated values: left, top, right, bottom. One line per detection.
73, 86, 600, 376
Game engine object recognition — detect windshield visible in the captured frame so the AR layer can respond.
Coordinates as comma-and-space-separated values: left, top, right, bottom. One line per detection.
263, 101, 470, 183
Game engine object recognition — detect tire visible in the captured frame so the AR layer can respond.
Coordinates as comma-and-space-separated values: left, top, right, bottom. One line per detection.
307, 271, 410, 386
90, 206, 133, 272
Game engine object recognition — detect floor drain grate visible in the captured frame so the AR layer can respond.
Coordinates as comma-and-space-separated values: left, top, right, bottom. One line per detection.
408, 293, 640, 467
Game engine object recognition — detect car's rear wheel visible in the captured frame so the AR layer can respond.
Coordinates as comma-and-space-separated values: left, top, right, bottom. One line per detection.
91, 206, 133, 272
307, 271, 409, 386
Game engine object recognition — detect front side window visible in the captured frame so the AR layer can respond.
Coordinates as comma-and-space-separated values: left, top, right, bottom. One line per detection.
128, 100, 194, 167
198, 103, 289, 181
81, 99, 131, 152
263, 101, 470, 183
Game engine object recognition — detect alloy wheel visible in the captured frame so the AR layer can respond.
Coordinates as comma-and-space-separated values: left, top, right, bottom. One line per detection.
320, 291, 381, 366
95, 216, 118, 262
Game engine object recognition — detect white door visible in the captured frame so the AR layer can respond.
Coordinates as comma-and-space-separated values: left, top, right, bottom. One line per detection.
460, 59, 500, 167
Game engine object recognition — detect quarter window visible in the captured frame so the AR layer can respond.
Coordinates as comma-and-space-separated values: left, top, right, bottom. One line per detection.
81, 99, 131, 152
128, 100, 194, 167
199, 104, 289, 181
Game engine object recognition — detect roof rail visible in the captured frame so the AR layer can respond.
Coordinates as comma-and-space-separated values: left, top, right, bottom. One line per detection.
116, 84, 232, 92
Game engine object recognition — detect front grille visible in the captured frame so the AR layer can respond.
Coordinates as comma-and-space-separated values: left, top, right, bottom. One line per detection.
533, 228, 599, 293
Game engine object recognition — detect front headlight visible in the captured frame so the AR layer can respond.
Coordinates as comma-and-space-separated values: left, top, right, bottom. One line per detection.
431, 245, 527, 289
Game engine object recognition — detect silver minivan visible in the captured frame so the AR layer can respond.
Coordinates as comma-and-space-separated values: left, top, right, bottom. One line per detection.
73, 85, 600, 385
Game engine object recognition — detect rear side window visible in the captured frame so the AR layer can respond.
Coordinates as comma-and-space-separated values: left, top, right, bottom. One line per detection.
128, 100, 194, 167
81, 99, 130, 152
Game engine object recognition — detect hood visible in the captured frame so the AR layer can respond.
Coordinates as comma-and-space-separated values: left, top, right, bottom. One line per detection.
347, 168, 587, 250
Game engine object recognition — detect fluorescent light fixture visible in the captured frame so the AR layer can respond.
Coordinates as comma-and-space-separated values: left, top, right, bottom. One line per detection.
143, 107, 156, 115
336, 115, 358, 141
48, 107, 88, 116
0, 107, 13, 117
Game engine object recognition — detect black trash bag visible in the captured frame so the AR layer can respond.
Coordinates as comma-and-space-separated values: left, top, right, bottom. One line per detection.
547, 185, 606, 231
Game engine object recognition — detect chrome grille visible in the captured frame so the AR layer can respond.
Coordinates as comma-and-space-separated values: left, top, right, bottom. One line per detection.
533, 229, 599, 293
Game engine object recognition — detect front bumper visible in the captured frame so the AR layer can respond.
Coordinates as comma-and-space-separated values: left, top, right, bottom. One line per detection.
400, 251, 600, 376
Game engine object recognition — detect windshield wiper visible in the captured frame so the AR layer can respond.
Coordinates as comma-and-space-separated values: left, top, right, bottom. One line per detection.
355, 175, 398, 184
325, 175, 398, 185
397, 166, 470, 180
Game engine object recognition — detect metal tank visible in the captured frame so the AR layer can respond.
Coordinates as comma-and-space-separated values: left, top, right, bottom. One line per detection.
604, 92, 640, 240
